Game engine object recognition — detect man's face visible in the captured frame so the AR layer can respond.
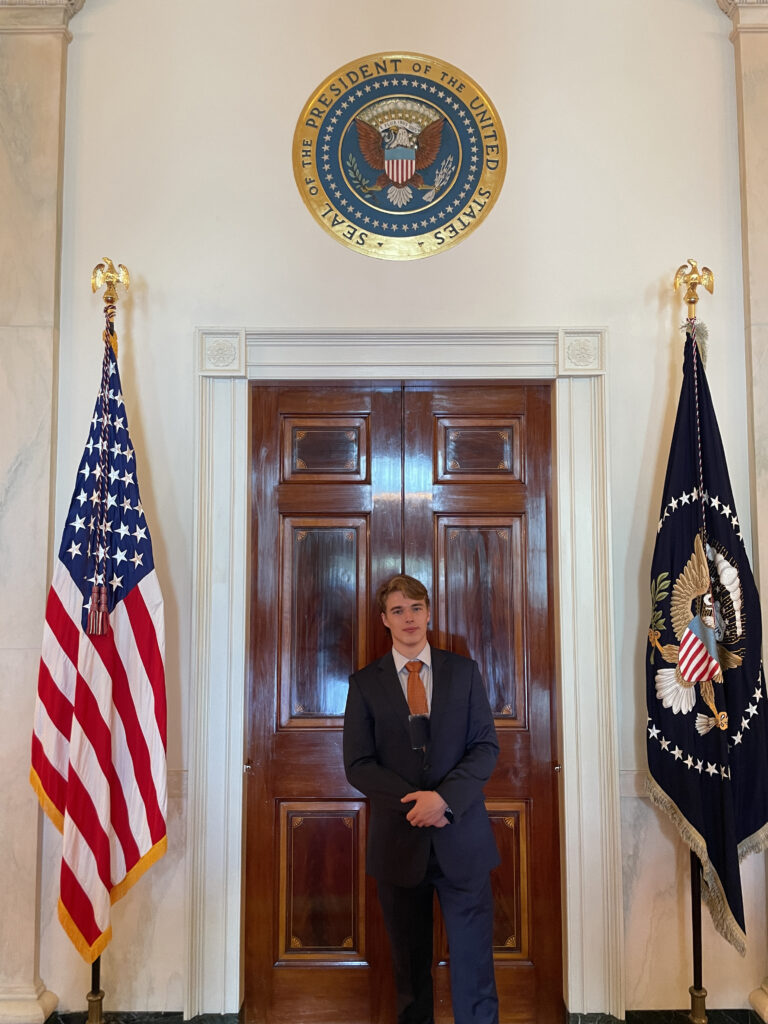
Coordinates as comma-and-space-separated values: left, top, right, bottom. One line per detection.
381, 590, 430, 656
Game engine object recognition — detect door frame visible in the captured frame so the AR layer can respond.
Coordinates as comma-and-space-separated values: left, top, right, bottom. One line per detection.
186, 328, 624, 1020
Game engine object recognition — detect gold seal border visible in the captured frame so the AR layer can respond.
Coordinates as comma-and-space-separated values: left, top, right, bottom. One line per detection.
292, 52, 507, 261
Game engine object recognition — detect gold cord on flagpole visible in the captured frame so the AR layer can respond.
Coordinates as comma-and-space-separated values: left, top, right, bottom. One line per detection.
91, 258, 130, 356
674, 259, 714, 320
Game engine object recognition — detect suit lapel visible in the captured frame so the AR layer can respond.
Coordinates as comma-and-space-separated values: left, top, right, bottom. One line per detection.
377, 652, 411, 731
429, 647, 451, 721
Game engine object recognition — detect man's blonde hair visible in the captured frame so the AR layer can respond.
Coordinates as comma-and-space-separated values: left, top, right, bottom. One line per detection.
376, 574, 430, 614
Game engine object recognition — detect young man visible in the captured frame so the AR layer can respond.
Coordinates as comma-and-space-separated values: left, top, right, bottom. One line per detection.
343, 574, 500, 1024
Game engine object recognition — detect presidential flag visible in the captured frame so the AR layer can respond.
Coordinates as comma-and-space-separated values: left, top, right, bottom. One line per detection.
646, 326, 768, 953
30, 336, 167, 962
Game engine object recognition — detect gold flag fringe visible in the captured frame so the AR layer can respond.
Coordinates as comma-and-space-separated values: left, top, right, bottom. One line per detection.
739, 819, 768, 862
645, 772, 748, 956
29, 766, 64, 833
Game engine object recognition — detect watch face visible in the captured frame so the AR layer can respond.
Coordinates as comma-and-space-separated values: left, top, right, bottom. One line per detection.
293, 52, 507, 260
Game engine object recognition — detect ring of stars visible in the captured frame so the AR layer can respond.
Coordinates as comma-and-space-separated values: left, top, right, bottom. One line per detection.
319, 92, 478, 232
657, 485, 743, 543
647, 672, 764, 773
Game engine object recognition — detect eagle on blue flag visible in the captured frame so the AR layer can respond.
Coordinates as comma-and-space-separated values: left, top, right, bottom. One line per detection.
646, 326, 768, 954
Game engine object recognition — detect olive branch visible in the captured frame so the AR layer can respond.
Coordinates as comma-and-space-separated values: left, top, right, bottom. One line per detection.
648, 571, 671, 664
346, 154, 371, 195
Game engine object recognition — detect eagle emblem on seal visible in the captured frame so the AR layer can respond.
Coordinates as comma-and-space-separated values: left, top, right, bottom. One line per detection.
351, 98, 449, 208
649, 533, 744, 734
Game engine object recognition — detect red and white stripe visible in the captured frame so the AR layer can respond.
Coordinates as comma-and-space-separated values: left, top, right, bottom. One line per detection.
385, 158, 416, 185
678, 626, 720, 683
31, 560, 166, 961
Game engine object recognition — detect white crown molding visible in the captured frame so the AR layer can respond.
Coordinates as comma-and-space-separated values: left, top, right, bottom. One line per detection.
718, 0, 768, 10
717, 0, 768, 31
0, 0, 84, 34
199, 327, 246, 377
239, 327, 606, 380
187, 327, 623, 1017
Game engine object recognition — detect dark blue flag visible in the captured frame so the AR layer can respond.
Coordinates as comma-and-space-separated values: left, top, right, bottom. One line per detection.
646, 327, 768, 954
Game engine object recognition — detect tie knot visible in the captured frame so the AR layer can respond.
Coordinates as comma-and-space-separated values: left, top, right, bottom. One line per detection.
406, 660, 422, 673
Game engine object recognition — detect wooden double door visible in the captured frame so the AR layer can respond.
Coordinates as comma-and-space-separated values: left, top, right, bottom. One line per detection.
243, 382, 562, 1024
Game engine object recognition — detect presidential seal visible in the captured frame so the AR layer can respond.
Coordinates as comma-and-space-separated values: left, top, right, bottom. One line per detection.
293, 53, 506, 260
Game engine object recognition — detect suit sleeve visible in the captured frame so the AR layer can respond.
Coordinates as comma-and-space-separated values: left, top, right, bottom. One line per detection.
343, 673, 414, 810
434, 660, 499, 822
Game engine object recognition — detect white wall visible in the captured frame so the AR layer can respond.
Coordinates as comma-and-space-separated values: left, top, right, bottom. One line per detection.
38, 0, 764, 1012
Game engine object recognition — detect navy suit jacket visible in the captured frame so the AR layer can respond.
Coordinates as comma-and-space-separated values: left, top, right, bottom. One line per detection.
343, 647, 500, 886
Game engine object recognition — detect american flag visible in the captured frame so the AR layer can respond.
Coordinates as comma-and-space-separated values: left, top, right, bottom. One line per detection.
30, 338, 167, 962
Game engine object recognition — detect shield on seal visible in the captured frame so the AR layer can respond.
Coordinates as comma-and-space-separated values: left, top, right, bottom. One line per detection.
384, 146, 416, 185
678, 613, 721, 682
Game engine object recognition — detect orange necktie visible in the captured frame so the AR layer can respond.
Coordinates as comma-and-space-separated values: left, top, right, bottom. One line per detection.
406, 660, 428, 716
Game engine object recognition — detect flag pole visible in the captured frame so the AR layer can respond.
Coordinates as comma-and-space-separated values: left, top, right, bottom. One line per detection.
689, 850, 707, 1024
84, 258, 130, 1024
87, 956, 103, 1024
674, 258, 715, 1024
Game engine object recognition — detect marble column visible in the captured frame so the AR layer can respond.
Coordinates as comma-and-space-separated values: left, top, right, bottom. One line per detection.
716, 0, 768, 1019
0, 2, 84, 1021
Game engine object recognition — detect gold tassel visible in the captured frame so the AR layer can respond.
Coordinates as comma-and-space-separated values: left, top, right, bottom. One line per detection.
86, 584, 109, 636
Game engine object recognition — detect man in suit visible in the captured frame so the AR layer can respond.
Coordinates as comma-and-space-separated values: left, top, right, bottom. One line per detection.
343, 574, 500, 1024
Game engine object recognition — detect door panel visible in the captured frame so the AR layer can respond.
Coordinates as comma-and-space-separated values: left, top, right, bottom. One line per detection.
277, 801, 367, 962
244, 382, 562, 1024
279, 516, 368, 725
436, 516, 526, 722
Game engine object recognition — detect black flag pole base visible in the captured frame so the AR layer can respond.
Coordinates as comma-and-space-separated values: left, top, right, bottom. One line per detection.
87, 955, 104, 1024
689, 984, 708, 1024
86, 987, 104, 1024
689, 851, 707, 1024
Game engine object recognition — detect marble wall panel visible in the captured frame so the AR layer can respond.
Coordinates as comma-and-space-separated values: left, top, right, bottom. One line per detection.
0, 30, 66, 326
0, 326, 55, 647
622, 787, 767, 1009
0, 646, 45, 989
738, 34, 768, 330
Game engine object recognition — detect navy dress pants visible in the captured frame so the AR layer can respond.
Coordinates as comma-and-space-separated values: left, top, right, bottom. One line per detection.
376, 846, 499, 1024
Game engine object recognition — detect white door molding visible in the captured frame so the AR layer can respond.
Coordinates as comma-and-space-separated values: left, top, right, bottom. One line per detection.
186, 327, 624, 1018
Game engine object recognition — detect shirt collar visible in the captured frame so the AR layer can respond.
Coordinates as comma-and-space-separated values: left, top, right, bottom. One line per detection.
392, 643, 432, 674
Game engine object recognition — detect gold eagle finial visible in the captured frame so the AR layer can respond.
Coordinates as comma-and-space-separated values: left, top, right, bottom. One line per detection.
674, 259, 714, 319
91, 259, 129, 356
91, 258, 130, 302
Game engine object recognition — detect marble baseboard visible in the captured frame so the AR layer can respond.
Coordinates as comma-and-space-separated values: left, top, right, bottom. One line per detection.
45, 1012, 764, 1024
568, 1013, 762, 1024
624, 1013, 761, 1024
569, 1015, 623, 1024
